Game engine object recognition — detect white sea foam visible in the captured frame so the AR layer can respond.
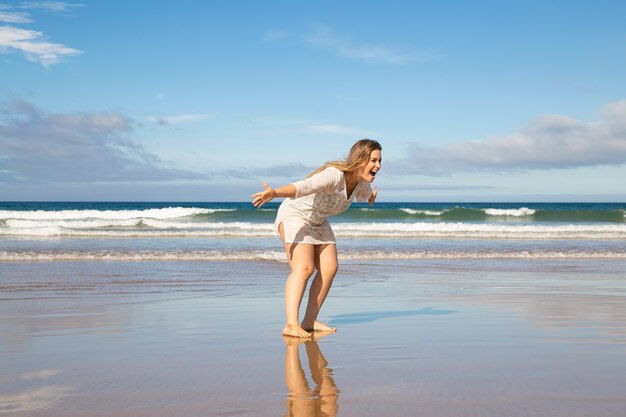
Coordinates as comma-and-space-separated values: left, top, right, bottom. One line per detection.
400, 208, 445, 216
3, 218, 270, 232
332, 222, 626, 239
399, 207, 537, 217
2, 249, 625, 262
484, 207, 536, 216
340, 250, 626, 260
0, 228, 273, 238
5, 219, 142, 229
0, 207, 228, 221
138, 219, 270, 230
2, 221, 626, 239
0, 250, 287, 262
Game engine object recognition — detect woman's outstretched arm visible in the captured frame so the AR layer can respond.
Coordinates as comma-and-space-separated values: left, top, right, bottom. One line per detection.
251, 182, 297, 208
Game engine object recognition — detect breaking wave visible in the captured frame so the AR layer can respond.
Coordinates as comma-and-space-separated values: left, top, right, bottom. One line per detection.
2, 249, 625, 262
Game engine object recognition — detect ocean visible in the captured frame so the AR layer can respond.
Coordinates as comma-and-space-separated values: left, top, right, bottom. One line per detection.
1, 201, 625, 262
3, 202, 626, 416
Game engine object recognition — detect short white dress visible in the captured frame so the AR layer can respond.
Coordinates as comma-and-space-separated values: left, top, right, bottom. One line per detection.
275, 167, 373, 244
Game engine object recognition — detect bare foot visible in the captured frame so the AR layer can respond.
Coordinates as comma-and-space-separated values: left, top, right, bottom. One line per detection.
283, 324, 311, 339
302, 320, 336, 333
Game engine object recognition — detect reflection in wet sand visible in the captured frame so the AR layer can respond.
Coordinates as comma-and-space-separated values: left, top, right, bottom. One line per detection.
0, 370, 71, 415
422, 269, 626, 343
284, 336, 339, 417
0, 303, 132, 350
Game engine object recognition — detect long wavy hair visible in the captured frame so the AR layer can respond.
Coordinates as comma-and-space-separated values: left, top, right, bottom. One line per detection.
308, 139, 382, 177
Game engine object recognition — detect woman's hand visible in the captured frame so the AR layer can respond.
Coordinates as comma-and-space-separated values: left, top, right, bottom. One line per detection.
368, 186, 378, 207
251, 181, 276, 208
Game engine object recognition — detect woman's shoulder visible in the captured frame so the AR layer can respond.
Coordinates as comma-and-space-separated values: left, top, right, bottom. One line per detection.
307, 166, 343, 191
320, 166, 343, 177
323, 166, 345, 185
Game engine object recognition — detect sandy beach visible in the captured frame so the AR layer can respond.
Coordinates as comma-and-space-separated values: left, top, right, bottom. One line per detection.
2, 258, 626, 416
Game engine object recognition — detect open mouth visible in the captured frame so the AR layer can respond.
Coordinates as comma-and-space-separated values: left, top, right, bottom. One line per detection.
370, 170, 378, 178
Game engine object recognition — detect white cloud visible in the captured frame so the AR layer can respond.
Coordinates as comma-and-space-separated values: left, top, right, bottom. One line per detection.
147, 113, 215, 125
382, 183, 494, 191
219, 163, 313, 180
305, 26, 435, 65
0, 25, 81, 66
19, 1, 85, 14
0, 10, 32, 23
0, 2, 82, 66
264, 29, 290, 41
391, 100, 626, 176
0, 100, 207, 183
308, 123, 375, 137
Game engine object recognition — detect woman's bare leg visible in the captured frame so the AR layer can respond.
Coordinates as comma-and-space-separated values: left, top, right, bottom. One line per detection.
279, 223, 315, 338
301, 244, 338, 332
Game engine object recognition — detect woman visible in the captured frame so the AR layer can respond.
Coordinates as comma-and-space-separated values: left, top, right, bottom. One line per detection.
252, 139, 382, 338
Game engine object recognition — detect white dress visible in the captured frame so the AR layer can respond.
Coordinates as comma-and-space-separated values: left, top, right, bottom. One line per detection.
275, 167, 372, 244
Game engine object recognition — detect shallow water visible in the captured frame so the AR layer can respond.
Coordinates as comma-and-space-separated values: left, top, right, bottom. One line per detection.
2, 258, 626, 416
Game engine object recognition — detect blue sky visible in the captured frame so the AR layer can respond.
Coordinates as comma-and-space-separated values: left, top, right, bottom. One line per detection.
1, 0, 625, 202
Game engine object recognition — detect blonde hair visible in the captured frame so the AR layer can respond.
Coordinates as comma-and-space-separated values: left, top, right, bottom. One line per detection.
308, 139, 382, 177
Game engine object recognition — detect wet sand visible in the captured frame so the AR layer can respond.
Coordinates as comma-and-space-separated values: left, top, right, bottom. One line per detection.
2, 259, 626, 416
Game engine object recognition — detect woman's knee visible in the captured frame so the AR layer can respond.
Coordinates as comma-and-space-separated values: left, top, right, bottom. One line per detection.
315, 250, 338, 277
291, 262, 315, 278
314, 259, 338, 278
323, 263, 338, 278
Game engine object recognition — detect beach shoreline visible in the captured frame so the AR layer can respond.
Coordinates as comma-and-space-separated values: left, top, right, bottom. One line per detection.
2, 258, 626, 416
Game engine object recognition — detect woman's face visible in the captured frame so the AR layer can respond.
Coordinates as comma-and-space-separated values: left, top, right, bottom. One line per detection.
358, 149, 382, 183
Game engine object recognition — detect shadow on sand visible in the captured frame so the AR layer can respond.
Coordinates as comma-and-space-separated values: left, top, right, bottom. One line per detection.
328, 307, 456, 326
